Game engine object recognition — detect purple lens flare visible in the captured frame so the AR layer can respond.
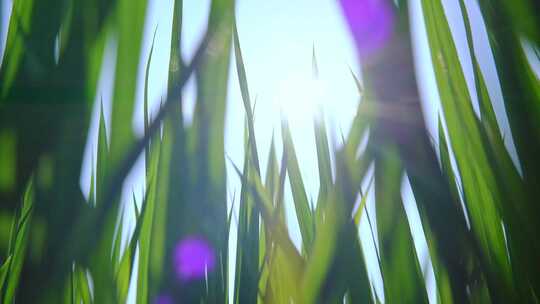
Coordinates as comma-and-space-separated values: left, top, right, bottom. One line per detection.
338, 0, 395, 58
153, 294, 174, 304
173, 236, 216, 281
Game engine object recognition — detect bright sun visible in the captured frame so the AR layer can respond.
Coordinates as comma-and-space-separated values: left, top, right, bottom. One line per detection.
273, 73, 327, 123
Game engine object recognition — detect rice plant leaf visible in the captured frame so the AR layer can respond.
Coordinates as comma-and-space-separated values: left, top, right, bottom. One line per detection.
233, 124, 260, 304
233, 19, 260, 175
181, 2, 233, 301
321, 151, 373, 303
232, 22, 266, 303
259, 138, 281, 300
74, 266, 92, 304
132, 190, 140, 220
88, 160, 96, 206
109, 0, 149, 165
229, 161, 303, 267
421, 0, 514, 298
349, 68, 363, 95
0, 0, 34, 97
137, 130, 166, 304
352, 178, 372, 226
343, 98, 372, 160
144, 27, 158, 173
312, 49, 333, 211
476, 0, 540, 190
374, 146, 428, 304
301, 190, 339, 304
247, 167, 303, 303
115, 244, 131, 303
0, 256, 12, 291
111, 207, 125, 275
459, 2, 540, 296
314, 115, 332, 199
437, 120, 461, 206
281, 119, 314, 255
3, 180, 33, 304
96, 100, 109, 204
264, 136, 279, 202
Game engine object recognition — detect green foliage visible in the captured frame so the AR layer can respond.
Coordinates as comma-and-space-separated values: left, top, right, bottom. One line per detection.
0, 0, 539, 303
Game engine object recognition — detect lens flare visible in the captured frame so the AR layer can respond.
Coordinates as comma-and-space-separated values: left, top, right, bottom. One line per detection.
153, 294, 174, 304
173, 236, 216, 281
339, 0, 395, 58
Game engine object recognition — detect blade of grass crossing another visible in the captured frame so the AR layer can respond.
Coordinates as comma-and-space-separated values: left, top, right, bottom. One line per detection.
281, 119, 314, 255
421, 0, 514, 299
2, 180, 33, 304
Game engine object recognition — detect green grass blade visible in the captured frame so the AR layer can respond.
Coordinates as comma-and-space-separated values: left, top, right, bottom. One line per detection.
312, 50, 333, 209
281, 119, 314, 255
233, 20, 261, 175
96, 100, 109, 204
0, 0, 34, 97
3, 180, 33, 304
352, 178, 372, 226
144, 27, 158, 174
108, 0, 148, 165
74, 266, 92, 304
421, 0, 514, 298
374, 145, 428, 303
0, 256, 12, 291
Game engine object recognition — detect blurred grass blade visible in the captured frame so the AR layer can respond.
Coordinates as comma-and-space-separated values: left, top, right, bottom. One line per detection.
0, 256, 12, 292
109, 0, 148, 165
3, 180, 33, 304
0, 0, 34, 97
373, 145, 428, 303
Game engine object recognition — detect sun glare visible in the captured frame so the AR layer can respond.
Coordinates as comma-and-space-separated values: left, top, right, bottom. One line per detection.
273, 73, 328, 123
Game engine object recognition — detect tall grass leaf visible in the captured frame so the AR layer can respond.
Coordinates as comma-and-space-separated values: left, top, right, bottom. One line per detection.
0, 0, 34, 97
184, 3, 233, 300
248, 167, 303, 303
421, 0, 514, 298
259, 139, 280, 302
109, 0, 148, 165
138, 127, 168, 304
301, 190, 338, 303
229, 161, 303, 270
144, 27, 158, 173
132, 190, 140, 219
322, 152, 373, 303
115, 241, 131, 303
264, 136, 279, 202
437, 119, 462, 207
349, 68, 363, 94
116, 175, 152, 303
373, 145, 428, 304
352, 178, 372, 226
233, 20, 260, 175
88, 160, 95, 206
281, 119, 314, 254
0, 256, 12, 291
233, 127, 260, 304
96, 100, 109, 204
312, 50, 333, 208
111, 206, 125, 275
3, 180, 33, 304
459, 1, 540, 297
477, 0, 540, 227
232, 22, 264, 303
74, 266, 92, 304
